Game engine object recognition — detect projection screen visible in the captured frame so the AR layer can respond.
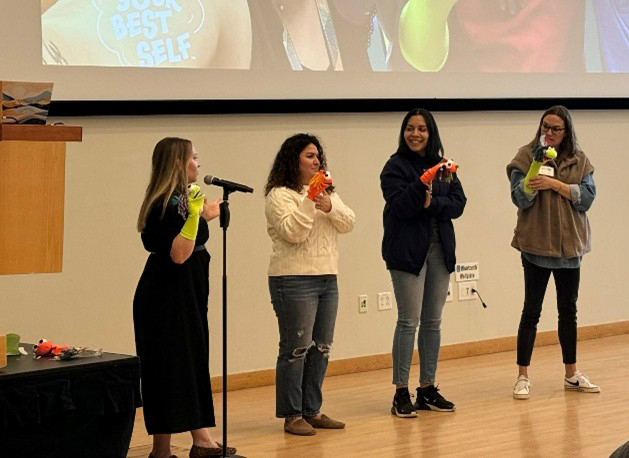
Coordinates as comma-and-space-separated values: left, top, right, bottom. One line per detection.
0, 0, 628, 106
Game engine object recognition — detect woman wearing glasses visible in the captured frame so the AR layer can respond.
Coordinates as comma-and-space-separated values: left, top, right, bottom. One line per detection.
506, 106, 599, 400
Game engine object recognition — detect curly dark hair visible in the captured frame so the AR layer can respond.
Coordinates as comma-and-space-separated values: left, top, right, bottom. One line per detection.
264, 133, 334, 196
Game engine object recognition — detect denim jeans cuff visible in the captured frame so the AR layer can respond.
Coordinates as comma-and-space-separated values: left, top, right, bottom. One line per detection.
303, 410, 320, 417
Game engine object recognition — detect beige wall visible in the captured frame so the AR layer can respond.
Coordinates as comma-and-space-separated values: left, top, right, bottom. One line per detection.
1, 109, 627, 375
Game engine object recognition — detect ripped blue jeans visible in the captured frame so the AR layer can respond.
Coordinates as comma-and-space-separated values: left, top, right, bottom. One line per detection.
269, 275, 338, 418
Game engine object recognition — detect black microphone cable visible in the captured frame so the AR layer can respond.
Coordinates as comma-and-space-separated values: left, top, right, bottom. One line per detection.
471, 288, 488, 308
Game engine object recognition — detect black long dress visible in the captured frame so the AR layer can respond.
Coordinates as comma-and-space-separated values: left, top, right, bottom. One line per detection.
133, 195, 215, 435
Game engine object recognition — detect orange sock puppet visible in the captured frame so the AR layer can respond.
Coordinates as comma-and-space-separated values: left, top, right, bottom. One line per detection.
33, 339, 69, 358
307, 170, 333, 201
420, 158, 458, 185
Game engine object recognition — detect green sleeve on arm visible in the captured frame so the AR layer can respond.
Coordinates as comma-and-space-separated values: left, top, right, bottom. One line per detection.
180, 194, 204, 241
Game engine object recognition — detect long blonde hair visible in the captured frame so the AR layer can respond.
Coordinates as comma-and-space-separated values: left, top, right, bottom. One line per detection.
137, 137, 192, 232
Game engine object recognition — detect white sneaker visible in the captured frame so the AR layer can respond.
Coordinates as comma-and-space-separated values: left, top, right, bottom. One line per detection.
564, 371, 600, 393
513, 375, 531, 400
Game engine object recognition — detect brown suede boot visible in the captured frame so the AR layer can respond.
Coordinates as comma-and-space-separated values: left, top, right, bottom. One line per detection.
284, 418, 316, 436
304, 414, 345, 429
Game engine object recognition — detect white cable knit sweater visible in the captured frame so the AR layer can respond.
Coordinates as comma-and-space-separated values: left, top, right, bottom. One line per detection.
265, 186, 355, 276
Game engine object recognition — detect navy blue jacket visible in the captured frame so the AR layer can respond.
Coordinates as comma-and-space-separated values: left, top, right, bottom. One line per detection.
380, 150, 467, 275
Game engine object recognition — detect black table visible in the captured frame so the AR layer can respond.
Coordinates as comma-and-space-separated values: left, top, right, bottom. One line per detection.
0, 346, 141, 458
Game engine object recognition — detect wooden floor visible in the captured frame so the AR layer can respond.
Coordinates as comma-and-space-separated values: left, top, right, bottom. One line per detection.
128, 334, 629, 457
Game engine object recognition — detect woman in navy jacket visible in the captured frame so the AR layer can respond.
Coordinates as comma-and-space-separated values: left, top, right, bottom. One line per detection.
381, 108, 466, 418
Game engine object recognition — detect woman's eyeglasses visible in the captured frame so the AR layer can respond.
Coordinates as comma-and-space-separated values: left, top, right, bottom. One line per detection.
541, 123, 565, 133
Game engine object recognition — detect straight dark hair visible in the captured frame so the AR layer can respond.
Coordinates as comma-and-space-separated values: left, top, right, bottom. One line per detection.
530, 105, 579, 157
264, 133, 334, 196
397, 108, 444, 161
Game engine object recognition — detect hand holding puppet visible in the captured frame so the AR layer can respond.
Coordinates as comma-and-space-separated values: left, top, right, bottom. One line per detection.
523, 137, 558, 195
307, 170, 333, 201
420, 158, 458, 185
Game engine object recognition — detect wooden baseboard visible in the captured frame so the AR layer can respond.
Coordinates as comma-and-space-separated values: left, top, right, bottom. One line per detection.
211, 320, 629, 393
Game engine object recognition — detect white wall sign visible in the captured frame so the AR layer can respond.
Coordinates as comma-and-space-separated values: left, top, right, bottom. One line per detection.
455, 262, 479, 282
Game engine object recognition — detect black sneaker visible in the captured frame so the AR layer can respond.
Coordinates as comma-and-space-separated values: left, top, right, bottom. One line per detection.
391, 387, 417, 418
415, 385, 455, 412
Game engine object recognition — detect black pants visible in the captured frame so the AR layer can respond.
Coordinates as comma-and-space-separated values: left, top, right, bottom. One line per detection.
517, 256, 580, 366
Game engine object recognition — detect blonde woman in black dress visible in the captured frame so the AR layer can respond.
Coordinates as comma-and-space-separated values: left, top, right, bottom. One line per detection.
134, 137, 236, 458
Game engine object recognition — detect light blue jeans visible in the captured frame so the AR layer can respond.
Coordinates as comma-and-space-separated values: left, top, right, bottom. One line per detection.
269, 275, 338, 418
390, 242, 450, 386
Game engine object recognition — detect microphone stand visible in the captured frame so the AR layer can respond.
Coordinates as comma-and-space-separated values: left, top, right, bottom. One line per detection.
218, 188, 245, 458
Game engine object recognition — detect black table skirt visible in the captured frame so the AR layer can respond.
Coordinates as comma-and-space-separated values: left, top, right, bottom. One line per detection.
0, 347, 141, 458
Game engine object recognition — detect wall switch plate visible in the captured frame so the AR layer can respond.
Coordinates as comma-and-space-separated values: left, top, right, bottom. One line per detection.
377, 292, 393, 310
458, 281, 477, 301
446, 282, 453, 302
358, 294, 368, 313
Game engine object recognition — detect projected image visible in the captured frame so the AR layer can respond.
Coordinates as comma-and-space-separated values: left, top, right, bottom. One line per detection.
349, 0, 626, 73
260, 0, 407, 72
402, 0, 585, 72
592, 0, 629, 72
41, 0, 252, 68
271, 0, 344, 71
255, 0, 629, 73
41, 0, 629, 73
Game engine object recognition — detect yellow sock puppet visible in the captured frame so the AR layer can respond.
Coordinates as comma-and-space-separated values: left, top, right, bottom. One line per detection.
523, 139, 558, 195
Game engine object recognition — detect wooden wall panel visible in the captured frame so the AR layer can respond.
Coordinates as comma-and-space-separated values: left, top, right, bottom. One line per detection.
0, 141, 66, 274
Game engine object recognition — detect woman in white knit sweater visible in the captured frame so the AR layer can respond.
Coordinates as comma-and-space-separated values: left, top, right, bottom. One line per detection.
264, 133, 355, 436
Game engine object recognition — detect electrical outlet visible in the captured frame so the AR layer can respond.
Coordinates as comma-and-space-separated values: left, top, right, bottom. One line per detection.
377, 292, 393, 311
458, 281, 477, 301
358, 294, 368, 313
446, 282, 453, 302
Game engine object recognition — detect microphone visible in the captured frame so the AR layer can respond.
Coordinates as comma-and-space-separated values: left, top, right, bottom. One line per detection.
203, 175, 253, 193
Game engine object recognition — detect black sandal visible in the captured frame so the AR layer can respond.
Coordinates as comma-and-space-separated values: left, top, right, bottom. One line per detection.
189, 443, 237, 457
